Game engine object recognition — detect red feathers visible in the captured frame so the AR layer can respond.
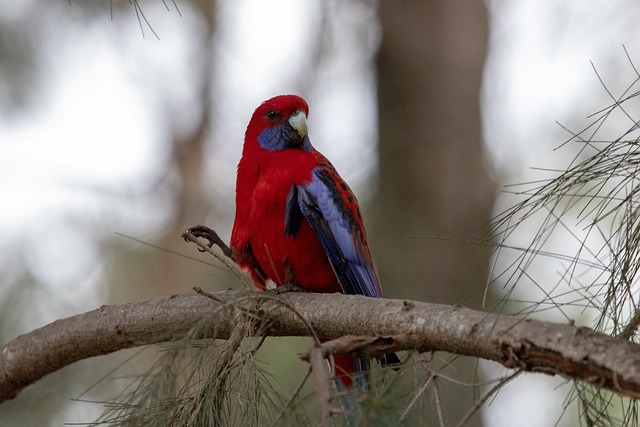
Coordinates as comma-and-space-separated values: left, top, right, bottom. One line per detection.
230, 95, 386, 388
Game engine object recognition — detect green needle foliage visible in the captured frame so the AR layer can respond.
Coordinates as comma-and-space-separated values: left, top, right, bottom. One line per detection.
87, 335, 310, 427
491, 50, 640, 427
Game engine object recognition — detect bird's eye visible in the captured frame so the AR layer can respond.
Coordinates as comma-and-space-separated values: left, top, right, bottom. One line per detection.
267, 110, 277, 120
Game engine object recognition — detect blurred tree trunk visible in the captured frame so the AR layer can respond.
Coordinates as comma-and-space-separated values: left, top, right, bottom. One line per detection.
106, 0, 220, 302
155, 0, 217, 296
374, 0, 494, 305
374, 2, 494, 425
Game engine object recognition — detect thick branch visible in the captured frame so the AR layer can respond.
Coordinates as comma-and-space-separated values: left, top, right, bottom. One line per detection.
1, 290, 640, 403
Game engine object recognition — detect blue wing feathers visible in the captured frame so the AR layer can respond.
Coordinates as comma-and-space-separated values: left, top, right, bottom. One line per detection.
295, 167, 381, 298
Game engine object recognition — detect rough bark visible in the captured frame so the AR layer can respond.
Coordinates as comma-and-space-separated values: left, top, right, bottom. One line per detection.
1, 291, 640, 404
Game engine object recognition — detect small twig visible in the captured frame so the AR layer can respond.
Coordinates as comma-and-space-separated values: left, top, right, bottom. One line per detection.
400, 371, 436, 421
454, 370, 522, 427
420, 366, 497, 388
264, 244, 284, 285
182, 227, 253, 291
433, 380, 446, 427
299, 334, 404, 361
299, 336, 375, 361
193, 286, 223, 302
249, 334, 269, 356
309, 345, 334, 427
267, 366, 313, 427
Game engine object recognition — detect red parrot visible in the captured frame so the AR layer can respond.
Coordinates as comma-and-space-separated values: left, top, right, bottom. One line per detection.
226, 94, 395, 389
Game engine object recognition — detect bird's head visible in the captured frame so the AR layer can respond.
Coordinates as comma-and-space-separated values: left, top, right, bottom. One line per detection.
244, 95, 312, 153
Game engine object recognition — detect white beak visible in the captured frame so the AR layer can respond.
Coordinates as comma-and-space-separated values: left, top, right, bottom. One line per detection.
288, 110, 307, 138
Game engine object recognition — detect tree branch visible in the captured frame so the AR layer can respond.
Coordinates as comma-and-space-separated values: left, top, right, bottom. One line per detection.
1, 290, 640, 404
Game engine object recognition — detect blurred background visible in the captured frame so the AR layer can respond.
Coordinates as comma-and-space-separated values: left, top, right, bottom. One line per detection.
1, 0, 639, 425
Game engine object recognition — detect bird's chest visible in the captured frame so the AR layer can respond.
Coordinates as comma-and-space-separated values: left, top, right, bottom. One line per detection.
243, 159, 338, 290
246, 161, 310, 256
249, 164, 305, 224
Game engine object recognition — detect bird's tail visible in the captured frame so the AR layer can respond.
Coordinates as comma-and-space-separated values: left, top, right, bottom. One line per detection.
332, 354, 368, 420
332, 354, 369, 392
332, 352, 401, 391
331, 352, 401, 423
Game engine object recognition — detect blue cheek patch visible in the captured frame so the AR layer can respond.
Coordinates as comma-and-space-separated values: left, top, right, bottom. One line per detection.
257, 125, 314, 152
258, 126, 288, 151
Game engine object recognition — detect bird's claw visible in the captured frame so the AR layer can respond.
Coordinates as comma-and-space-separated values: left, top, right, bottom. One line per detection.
183, 225, 233, 258
270, 283, 309, 294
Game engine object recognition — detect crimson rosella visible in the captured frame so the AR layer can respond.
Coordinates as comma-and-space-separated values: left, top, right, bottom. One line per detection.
222, 94, 396, 389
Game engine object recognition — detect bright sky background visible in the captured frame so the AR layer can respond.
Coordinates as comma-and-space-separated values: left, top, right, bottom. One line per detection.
1, 0, 640, 425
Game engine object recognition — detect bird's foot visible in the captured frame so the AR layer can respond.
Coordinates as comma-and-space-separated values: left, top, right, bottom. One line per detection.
270, 282, 309, 294
183, 225, 233, 258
